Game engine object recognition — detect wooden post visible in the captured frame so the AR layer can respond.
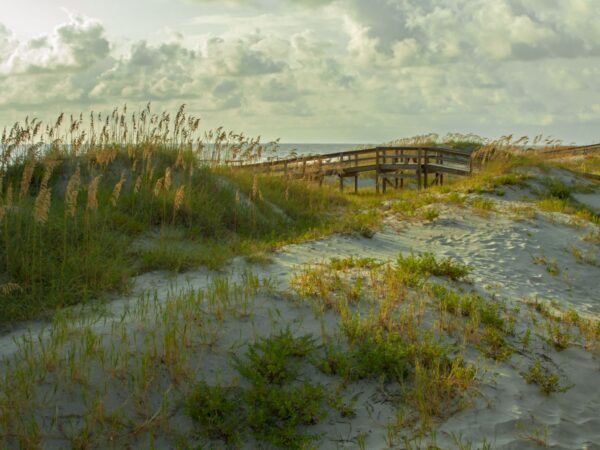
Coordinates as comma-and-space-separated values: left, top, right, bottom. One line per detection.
339, 175, 344, 192
394, 148, 399, 188
400, 149, 404, 189
354, 153, 358, 194
375, 149, 380, 194
416, 149, 422, 190
423, 149, 428, 189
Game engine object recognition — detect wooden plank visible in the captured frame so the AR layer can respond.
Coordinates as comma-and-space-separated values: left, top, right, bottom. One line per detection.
384, 173, 417, 180
425, 164, 470, 176
377, 163, 420, 171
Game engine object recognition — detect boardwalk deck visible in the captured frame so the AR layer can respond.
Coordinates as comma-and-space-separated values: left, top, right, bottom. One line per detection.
239, 146, 472, 193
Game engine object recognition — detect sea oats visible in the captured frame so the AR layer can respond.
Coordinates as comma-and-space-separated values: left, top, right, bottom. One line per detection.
134, 176, 142, 194
0, 282, 22, 295
175, 151, 184, 169
19, 160, 35, 200
86, 175, 102, 211
174, 185, 185, 213
33, 188, 51, 224
65, 165, 81, 218
164, 167, 172, 191
111, 172, 126, 206
154, 177, 164, 197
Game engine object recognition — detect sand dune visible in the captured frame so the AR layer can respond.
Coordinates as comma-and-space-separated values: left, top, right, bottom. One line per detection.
1, 169, 599, 449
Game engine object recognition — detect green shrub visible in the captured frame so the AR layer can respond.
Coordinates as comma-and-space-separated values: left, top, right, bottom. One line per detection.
396, 252, 471, 283
521, 360, 572, 395
186, 382, 243, 445
233, 329, 317, 385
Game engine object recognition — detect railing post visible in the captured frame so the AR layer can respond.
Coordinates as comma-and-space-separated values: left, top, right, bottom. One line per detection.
416, 148, 422, 190
423, 149, 428, 189
375, 149, 380, 194
400, 149, 404, 189
354, 153, 358, 193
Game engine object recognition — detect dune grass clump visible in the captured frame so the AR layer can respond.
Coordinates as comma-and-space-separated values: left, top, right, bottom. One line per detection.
521, 360, 572, 395
319, 308, 477, 423
0, 105, 353, 323
429, 283, 514, 361
290, 254, 479, 432
187, 382, 243, 445
391, 192, 442, 221
187, 329, 327, 449
396, 252, 471, 283
329, 255, 380, 271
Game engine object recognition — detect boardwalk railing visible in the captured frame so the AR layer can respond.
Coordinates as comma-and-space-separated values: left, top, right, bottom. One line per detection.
237, 146, 472, 193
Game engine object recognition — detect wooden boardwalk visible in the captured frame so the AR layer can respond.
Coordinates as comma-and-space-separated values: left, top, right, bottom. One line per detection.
241, 146, 472, 193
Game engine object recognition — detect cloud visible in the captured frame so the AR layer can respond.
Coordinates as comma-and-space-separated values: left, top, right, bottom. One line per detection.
1, 15, 109, 75
1, 2, 600, 142
0, 23, 16, 61
204, 35, 286, 76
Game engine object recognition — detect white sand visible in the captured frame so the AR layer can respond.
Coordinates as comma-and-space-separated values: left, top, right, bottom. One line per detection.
1, 173, 599, 449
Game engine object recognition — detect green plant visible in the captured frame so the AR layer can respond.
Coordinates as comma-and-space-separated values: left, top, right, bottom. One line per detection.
546, 321, 571, 350
186, 382, 243, 445
396, 252, 471, 283
430, 284, 505, 331
341, 209, 381, 238
329, 256, 380, 271
469, 197, 495, 214
540, 177, 573, 200
422, 207, 440, 221
233, 328, 317, 385
245, 381, 326, 448
479, 326, 513, 361
0, 105, 356, 323
521, 360, 572, 395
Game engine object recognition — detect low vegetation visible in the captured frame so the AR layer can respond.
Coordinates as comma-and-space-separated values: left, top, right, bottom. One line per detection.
521, 360, 572, 395
1, 118, 599, 448
0, 105, 373, 323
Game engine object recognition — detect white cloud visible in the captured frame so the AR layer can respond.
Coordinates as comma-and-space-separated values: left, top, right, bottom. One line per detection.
0, 1, 599, 143
1, 14, 109, 75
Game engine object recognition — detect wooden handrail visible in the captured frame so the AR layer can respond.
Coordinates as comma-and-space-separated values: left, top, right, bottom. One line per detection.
239, 145, 470, 169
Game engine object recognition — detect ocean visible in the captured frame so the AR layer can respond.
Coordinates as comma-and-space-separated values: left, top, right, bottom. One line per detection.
275, 143, 367, 158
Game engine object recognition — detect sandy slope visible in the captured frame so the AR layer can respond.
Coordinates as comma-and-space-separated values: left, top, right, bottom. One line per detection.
267, 194, 600, 449
0, 176, 599, 449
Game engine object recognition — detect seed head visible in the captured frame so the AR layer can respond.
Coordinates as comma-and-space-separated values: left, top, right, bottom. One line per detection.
111, 172, 126, 206
86, 175, 102, 211
65, 165, 81, 218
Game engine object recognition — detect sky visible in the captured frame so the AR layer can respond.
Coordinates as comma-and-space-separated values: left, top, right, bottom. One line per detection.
1, 0, 599, 143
